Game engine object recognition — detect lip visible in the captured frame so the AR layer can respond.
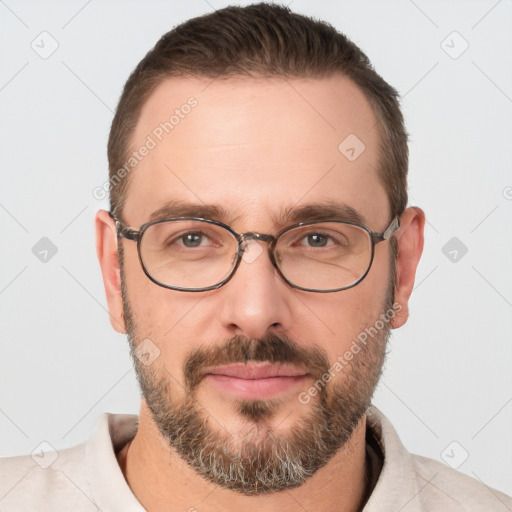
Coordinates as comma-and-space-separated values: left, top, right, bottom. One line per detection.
206, 362, 307, 379
202, 363, 309, 399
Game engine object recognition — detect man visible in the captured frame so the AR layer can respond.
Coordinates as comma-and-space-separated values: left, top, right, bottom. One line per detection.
1, 3, 510, 511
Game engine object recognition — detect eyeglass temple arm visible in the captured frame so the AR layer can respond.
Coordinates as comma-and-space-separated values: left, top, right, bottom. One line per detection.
372, 216, 400, 243
108, 211, 140, 241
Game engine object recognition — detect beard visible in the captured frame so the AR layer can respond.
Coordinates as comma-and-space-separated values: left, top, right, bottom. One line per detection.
120, 253, 393, 496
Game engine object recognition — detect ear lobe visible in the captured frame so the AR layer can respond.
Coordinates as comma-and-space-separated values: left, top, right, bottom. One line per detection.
95, 210, 127, 333
390, 206, 425, 329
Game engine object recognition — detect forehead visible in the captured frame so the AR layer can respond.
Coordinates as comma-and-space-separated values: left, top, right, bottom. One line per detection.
124, 74, 387, 228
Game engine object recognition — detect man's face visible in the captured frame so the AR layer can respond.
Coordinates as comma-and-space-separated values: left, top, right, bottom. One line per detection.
118, 75, 394, 494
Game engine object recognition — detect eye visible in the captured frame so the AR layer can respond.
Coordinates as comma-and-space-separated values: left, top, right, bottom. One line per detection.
304, 233, 330, 247
163, 229, 215, 250
297, 231, 345, 248
180, 231, 206, 248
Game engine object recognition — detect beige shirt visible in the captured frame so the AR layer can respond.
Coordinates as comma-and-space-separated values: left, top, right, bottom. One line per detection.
1, 406, 510, 511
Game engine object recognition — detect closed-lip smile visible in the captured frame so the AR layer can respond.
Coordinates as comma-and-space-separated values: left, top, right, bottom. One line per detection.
202, 362, 309, 398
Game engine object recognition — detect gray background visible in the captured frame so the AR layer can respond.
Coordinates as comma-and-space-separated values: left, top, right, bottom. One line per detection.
1, 0, 511, 497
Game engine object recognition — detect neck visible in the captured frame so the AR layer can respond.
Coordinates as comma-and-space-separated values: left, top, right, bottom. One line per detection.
118, 402, 370, 512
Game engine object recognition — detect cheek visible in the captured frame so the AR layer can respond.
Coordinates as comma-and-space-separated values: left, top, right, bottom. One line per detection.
122, 248, 193, 373
294, 257, 391, 363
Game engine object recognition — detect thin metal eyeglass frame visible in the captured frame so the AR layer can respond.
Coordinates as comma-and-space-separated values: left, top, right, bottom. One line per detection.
109, 212, 400, 293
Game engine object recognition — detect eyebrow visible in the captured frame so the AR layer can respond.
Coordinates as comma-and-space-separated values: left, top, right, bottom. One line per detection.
280, 202, 366, 226
148, 201, 229, 223
147, 200, 366, 227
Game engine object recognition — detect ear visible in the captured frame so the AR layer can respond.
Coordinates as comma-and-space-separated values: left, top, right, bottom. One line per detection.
391, 206, 425, 329
95, 210, 126, 333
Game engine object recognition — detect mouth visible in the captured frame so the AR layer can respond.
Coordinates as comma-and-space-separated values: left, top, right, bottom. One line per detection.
201, 362, 309, 399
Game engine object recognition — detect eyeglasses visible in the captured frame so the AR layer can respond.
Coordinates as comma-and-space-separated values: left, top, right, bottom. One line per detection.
109, 213, 400, 293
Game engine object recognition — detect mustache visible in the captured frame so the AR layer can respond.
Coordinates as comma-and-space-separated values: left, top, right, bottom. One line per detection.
184, 333, 331, 392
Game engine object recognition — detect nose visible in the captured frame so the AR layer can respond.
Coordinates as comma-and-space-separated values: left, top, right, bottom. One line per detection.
217, 239, 293, 339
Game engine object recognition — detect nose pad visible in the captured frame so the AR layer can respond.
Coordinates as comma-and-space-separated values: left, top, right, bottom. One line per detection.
237, 238, 265, 265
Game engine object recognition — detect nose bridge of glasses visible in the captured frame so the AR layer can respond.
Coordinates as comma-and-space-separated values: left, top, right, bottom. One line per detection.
236, 232, 277, 265
239, 232, 275, 244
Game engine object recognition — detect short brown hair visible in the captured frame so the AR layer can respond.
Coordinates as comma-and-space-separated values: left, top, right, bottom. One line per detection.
107, 2, 408, 221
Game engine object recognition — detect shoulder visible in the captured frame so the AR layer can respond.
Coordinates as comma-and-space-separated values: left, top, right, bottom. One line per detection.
0, 443, 98, 511
409, 452, 512, 511
365, 406, 512, 511
0, 412, 138, 512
